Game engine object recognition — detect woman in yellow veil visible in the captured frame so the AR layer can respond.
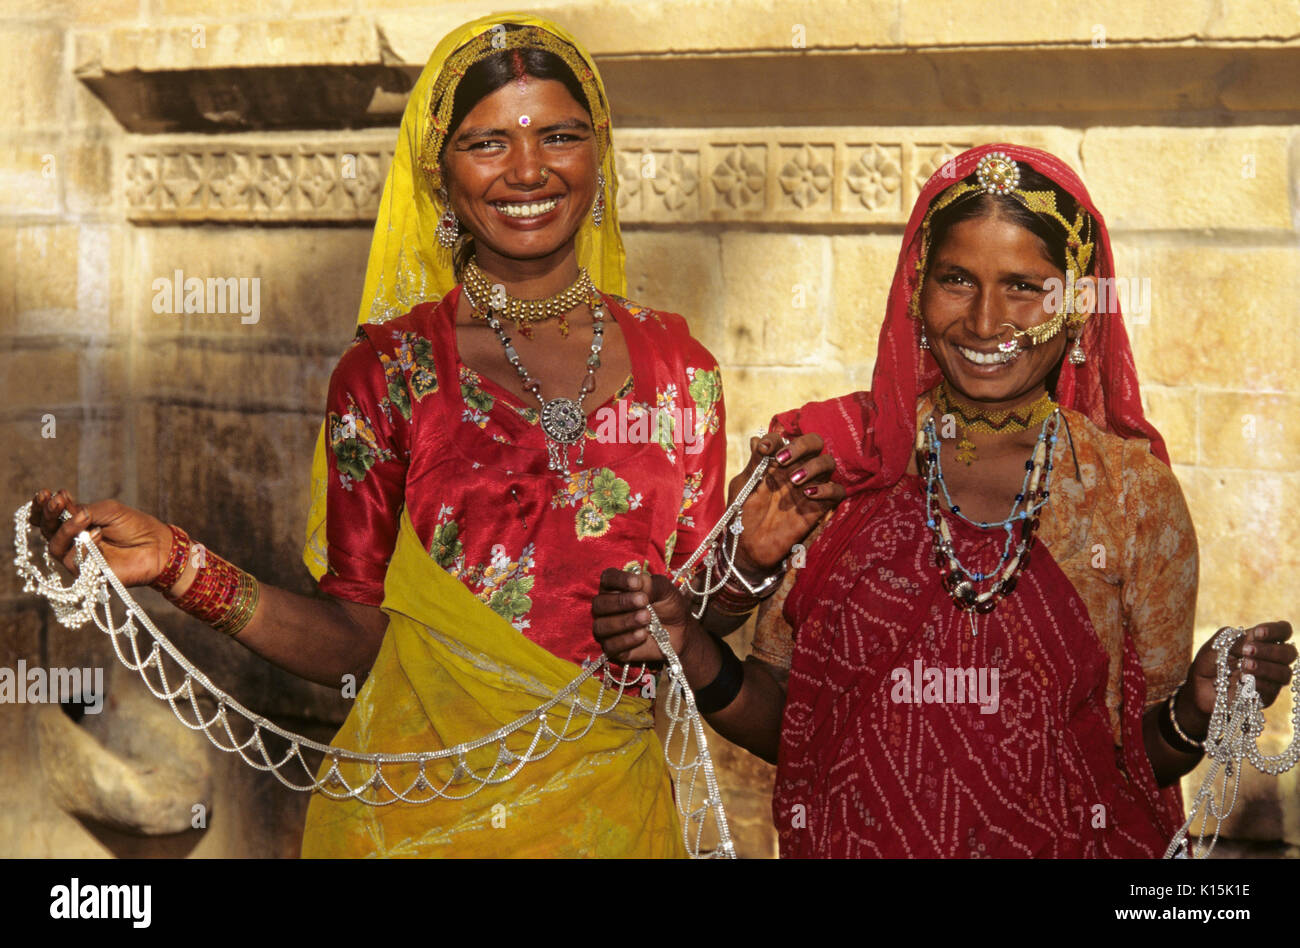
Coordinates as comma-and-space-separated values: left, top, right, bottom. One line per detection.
294, 13, 693, 857
32, 12, 840, 858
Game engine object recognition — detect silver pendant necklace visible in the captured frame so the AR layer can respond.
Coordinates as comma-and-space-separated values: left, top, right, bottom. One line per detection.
470, 289, 604, 475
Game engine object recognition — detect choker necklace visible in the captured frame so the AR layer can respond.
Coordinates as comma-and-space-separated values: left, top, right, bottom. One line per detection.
470, 290, 605, 475
917, 407, 1060, 636
463, 259, 595, 338
933, 382, 1056, 465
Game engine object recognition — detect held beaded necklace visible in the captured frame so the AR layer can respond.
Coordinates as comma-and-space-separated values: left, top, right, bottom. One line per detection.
462, 263, 605, 474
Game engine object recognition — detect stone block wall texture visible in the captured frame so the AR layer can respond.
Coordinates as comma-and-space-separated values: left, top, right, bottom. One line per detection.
1, 0, 1297, 859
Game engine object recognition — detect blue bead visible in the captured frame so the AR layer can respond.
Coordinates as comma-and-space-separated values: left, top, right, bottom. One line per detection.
927, 519, 935, 528
1050, 436, 1058, 443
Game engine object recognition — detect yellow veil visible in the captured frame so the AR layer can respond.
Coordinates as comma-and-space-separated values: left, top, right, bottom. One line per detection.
303, 12, 627, 579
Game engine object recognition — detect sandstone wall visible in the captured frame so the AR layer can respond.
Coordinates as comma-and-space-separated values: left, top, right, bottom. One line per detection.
2, 0, 1297, 858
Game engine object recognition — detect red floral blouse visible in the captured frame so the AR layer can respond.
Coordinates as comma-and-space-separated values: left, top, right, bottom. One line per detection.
318, 285, 726, 668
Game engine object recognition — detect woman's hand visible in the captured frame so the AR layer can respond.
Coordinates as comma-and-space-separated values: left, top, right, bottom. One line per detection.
1179, 621, 1297, 737
729, 431, 845, 577
29, 488, 174, 589
592, 568, 697, 666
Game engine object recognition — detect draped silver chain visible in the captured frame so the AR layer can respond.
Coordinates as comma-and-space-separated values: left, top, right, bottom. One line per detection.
13, 461, 772, 859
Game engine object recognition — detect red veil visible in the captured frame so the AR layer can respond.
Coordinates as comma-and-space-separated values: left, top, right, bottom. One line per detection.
779, 143, 1167, 615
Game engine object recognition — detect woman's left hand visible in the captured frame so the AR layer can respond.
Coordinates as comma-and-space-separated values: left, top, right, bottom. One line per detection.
1182, 622, 1297, 735
727, 431, 844, 578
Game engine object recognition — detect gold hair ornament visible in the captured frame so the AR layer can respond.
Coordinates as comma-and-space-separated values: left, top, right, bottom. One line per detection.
418, 26, 612, 195
910, 152, 1096, 353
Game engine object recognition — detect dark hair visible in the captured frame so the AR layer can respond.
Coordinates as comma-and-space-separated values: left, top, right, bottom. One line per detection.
925, 166, 1088, 276
441, 28, 594, 275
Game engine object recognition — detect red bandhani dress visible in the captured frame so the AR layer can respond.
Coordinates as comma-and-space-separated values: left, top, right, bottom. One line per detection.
757, 398, 1195, 857
317, 286, 726, 668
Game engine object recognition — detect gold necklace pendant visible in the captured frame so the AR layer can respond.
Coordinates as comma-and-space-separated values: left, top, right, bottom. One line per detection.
955, 432, 978, 465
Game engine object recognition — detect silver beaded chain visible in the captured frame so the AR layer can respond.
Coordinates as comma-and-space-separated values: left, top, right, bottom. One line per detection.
1165, 626, 1300, 859
12, 467, 777, 858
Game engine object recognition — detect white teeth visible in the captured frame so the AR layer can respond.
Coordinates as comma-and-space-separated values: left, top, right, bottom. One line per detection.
495, 198, 559, 218
957, 345, 1021, 366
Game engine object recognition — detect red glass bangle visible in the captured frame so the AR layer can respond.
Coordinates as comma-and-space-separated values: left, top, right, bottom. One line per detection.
150, 525, 191, 592
166, 547, 259, 637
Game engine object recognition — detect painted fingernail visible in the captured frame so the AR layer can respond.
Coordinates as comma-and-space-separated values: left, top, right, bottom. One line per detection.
790, 468, 807, 485
803, 485, 818, 497
775, 448, 792, 464
1243, 644, 1256, 656
1245, 659, 1256, 671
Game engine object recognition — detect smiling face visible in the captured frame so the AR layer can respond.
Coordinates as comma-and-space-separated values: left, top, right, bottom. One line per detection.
441, 77, 599, 269
919, 211, 1072, 410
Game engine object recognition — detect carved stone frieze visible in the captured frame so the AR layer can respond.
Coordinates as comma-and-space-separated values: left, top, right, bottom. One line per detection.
125, 130, 1074, 224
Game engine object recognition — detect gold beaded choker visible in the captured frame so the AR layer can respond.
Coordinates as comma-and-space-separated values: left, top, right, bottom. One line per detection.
463, 259, 595, 338
934, 382, 1056, 466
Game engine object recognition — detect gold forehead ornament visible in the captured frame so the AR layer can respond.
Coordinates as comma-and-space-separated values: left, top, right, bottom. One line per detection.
911, 151, 1096, 354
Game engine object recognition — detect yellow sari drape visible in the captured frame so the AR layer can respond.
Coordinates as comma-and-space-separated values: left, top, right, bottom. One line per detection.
301, 507, 685, 858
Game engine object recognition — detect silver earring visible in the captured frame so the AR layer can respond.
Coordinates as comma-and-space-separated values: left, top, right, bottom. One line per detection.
1069, 337, 1085, 365
436, 187, 459, 248
919, 327, 930, 350
591, 170, 605, 227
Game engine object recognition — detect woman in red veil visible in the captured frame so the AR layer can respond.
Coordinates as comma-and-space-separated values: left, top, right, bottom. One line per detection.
593, 144, 1295, 857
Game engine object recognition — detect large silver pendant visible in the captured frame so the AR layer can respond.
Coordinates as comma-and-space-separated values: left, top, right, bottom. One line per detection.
541, 397, 587, 474
540, 397, 585, 445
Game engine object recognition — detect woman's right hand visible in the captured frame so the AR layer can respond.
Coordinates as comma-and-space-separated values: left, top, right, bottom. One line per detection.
29, 488, 174, 589
592, 568, 695, 666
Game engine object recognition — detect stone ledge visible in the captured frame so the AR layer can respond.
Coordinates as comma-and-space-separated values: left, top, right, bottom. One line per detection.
70, 17, 1300, 134
72, 7, 1300, 77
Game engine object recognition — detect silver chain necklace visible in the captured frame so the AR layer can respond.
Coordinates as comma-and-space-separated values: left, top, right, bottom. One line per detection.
463, 277, 603, 475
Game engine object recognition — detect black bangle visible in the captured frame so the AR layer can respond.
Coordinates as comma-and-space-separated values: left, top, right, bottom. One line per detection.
693, 636, 745, 714
1157, 689, 1204, 755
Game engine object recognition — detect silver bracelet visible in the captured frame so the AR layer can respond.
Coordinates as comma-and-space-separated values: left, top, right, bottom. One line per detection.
1167, 685, 1205, 751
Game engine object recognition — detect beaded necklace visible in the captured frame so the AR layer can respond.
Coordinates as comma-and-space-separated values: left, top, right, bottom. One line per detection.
917, 405, 1061, 635
464, 259, 595, 338
934, 381, 1056, 465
